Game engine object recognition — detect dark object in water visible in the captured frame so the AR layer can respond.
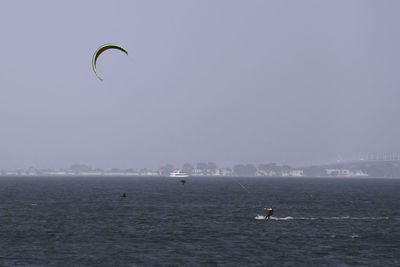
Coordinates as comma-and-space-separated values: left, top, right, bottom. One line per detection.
122, 193, 127, 198
180, 180, 186, 185
264, 207, 273, 219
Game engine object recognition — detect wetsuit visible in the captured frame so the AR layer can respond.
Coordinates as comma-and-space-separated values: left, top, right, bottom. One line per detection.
266, 208, 273, 219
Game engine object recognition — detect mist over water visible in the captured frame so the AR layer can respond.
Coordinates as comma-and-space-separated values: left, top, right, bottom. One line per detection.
1, 1, 400, 168
0, 177, 398, 266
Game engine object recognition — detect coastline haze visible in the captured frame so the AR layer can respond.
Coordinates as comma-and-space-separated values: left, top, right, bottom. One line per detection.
1, 1, 400, 169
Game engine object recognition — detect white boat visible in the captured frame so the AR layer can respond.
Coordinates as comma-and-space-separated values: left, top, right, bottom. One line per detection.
169, 170, 189, 178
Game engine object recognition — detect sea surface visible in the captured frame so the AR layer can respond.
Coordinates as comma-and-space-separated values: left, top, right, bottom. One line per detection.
0, 176, 399, 266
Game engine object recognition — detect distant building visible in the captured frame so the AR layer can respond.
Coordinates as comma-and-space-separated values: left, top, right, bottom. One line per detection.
217, 168, 233, 176
289, 169, 304, 177
78, 171, 103, 176
192, 169, 204, 176
281, 170, 304, 177
326, 169, 368, 177
140, 170, 159, 176
44, 171, 71, 176
257, 169, 303, 177
256, 170, 277, 176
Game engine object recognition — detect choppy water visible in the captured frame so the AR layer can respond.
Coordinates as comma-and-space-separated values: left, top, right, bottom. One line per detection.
0, 177, 399, 266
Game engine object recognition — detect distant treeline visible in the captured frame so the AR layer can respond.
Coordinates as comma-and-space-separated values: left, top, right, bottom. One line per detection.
55, 160, 400, 178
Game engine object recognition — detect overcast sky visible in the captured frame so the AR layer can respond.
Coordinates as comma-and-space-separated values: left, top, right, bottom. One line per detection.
0, 0, 399, 169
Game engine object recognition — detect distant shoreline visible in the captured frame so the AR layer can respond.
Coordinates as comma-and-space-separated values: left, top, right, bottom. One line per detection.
0, 175, 399, 179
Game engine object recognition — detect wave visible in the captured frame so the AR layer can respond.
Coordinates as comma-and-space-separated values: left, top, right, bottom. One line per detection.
322, 216, 389, 220
255, 215, 389, 220
254, 216, 295, 220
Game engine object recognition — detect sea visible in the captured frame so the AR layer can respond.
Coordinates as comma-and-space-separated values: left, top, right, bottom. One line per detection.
0, 176, 399, 266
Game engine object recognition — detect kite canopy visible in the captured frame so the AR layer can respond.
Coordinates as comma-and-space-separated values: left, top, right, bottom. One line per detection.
92, 43, 128, 80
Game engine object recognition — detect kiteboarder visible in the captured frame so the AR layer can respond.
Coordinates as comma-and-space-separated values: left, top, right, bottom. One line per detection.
121, 193, 127, 198
180, 179, 186, 185
265, 207, 273, 219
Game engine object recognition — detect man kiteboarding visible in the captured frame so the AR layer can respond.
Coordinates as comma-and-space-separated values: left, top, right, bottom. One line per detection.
264, 207, 274, 219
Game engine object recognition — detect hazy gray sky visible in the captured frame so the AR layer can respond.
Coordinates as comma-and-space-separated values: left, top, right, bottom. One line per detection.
1, 0, 399, 169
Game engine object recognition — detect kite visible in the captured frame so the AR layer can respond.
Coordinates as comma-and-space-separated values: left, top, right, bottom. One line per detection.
92, 43, 128, 80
